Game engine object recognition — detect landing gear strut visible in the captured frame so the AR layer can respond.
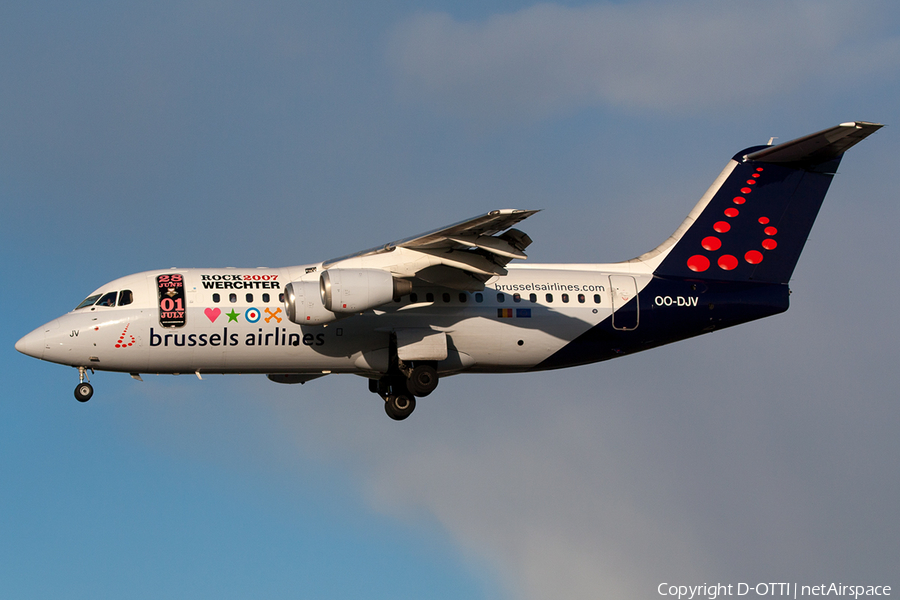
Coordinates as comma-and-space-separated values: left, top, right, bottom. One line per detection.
371, 333, 440, 421
74, 366, 93, 402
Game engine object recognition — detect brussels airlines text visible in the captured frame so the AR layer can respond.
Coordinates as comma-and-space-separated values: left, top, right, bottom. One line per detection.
150, 327, 325, 348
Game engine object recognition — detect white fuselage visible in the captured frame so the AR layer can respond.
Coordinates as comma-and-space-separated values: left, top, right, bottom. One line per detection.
21, 263, 652, 378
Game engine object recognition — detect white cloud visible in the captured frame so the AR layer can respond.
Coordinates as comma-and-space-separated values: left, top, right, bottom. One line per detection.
360, 396, 713, 599
387, 1, 900, 121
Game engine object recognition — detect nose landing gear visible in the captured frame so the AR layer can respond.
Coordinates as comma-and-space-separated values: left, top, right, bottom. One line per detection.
75, 382, 93, 402
74, 366, 93, 402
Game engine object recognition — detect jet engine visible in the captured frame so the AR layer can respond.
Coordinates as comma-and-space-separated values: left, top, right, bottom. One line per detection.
322, 268, 411, 313
283, 279, 336, 325
284, 269, 412, 325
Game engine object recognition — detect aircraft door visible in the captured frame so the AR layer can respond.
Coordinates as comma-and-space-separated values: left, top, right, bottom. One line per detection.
609, 275, 638, 330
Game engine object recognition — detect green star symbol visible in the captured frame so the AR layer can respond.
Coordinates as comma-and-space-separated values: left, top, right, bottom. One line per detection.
226, 309, 240, 322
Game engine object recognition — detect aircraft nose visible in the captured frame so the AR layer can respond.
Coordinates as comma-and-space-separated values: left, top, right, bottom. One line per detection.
15, 329, 44, 359
15, 319, 60, 360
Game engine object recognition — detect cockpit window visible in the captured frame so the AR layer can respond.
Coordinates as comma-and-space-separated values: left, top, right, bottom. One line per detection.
96, 291, 118, 307
75, 294, 101, 310
75, 289, 133, 310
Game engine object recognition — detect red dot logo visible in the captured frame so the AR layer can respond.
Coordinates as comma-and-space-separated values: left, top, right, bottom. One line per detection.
718, 255, 738, 270
115, 324, 135, 349
687, 255, 710, 272
745, 250, 763, 264
702, 236, 722, 251
756, 167, 764, 172
688, 175, 780, 275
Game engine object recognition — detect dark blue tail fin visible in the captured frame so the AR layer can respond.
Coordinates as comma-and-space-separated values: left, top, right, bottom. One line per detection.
651, 122, 881, 284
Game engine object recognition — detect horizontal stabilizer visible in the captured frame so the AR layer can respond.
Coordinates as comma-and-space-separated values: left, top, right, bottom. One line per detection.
744, 121, 882, 169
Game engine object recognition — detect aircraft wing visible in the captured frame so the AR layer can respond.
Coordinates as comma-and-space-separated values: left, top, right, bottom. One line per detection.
323, 209, 540, 290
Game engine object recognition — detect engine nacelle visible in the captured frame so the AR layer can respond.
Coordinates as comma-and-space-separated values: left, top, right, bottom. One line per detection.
284, 269, 412, 326
322, 268, 404, 313
283, 280, 337, 325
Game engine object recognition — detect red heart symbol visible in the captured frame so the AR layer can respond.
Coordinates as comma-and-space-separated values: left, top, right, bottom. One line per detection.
204, 307, 221, 322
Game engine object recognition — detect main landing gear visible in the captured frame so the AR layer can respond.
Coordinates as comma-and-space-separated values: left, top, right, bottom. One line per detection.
369, 363, 440, 421
74, 366, 93, 402
385, 393, 416, 421
406, 364, 438, 397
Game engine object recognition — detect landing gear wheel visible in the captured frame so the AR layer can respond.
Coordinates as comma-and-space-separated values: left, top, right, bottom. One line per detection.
384, 394, 416, 421
406, 365, 439, 397
384, 399, 398, 420
74, 382, 93, 403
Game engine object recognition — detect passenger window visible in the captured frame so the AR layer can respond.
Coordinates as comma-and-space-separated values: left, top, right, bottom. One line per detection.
229, 293, 237, 303
263, 293, 270, 303
426, 293, 434, 303
76, 294, 101, 310
459, 293, 467, 303
513, 293, 521, 303
475, 293, 483, 303
410, 293, 418, 303
97, 291, 118, 307
529, 293, 537, 303
578, 294, 585, 304
213, 293, 220, 303
546, 293, 553, 303
497, 293, 505, 303
246, 293, 253, 303
562, 294, 569, 303
118, 290, 133, 306
593, 294, 601, 304
442, 293, 451, 303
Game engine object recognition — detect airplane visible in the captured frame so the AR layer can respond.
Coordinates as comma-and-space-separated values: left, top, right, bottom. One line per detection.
16, 121, 881, 420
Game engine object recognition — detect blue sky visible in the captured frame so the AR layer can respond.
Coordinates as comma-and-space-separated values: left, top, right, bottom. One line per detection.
2, 1, 899, 598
